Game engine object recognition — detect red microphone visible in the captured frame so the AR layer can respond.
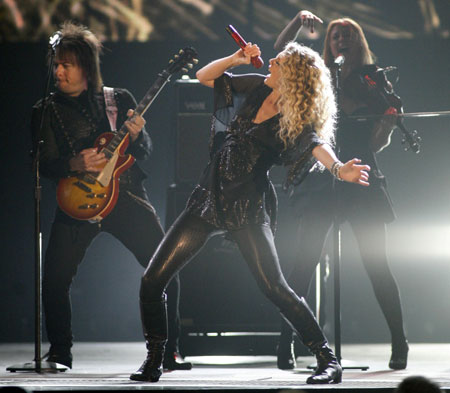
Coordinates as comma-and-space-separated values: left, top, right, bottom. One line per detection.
225, 25, 264, 69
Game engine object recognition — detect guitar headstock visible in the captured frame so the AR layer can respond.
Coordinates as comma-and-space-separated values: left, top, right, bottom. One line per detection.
167, 47, 199, 76
399, 124, 421, 154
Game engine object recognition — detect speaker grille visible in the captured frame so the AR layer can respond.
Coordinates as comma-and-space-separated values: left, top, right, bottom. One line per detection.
174, 79, 212, 184
175, 113, 211, 183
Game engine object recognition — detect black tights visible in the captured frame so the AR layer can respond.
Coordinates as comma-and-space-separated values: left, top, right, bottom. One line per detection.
280, 211, 406, 345
140, 211, 326, 347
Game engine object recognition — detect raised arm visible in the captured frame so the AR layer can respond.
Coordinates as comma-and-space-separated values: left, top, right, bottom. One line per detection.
274, 10, 323, 52
196, 43, 261, 88
312, 143, 370, 186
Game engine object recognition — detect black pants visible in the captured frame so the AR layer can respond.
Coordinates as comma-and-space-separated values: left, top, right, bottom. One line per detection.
140, 211, 326, 348
280, 208, 406, 344
42, 192, 180, 350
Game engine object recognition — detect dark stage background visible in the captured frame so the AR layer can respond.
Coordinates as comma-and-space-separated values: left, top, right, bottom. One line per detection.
1, 1, 449, 353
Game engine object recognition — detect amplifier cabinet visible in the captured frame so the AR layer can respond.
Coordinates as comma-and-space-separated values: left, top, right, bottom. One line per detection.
174, 79, 213, 184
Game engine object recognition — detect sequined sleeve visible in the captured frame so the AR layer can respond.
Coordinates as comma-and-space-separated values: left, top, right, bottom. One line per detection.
210, 72, 265, 152
281, 126, 324, 190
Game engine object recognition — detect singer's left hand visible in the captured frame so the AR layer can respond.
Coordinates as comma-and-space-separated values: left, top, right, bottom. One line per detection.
125, 109, 146, 142
298, 10, 323, 33
340, 158, 370, 186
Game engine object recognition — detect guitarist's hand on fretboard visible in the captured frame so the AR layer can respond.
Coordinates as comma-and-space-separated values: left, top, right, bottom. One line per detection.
125, 109, 146, 142
69, 148, 107, 173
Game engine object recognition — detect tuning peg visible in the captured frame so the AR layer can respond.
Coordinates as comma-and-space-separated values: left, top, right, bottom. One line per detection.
169, 59, 174, 64
187, 63, 193, 69
181, 67, 188, 73
174, 54, 179, 59
179, 49, 184, 55
417, 136, 422, 143
192, 58, 199, 64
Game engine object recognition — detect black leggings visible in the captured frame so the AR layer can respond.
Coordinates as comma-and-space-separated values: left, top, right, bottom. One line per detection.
141, 211, 326, 346
282, 210, 406, 343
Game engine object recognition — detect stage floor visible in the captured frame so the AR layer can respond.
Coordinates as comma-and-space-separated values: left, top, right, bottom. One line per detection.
1, 343, 449, 392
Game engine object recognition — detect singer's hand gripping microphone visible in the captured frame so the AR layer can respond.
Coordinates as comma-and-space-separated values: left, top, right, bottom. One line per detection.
225, 25, 264, 69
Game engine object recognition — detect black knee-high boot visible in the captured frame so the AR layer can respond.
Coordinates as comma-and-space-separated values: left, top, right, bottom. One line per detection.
164, 275, 192, 371
280, 297, 342, 384
130, 298, 168, 382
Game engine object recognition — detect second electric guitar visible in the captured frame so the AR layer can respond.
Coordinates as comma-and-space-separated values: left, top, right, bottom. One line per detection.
57, 47, 198, 222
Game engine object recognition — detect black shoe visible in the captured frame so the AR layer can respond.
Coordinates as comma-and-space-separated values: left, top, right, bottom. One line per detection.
43, 350, 73, 369
130, 358, 163, 382
163, 352, 192, 370
389, 340, 409, 370
306, 344, 342, 384
276, 341, 296, 370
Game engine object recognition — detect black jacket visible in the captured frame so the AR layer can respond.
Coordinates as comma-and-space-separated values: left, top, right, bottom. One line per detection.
31, 87, 152, 198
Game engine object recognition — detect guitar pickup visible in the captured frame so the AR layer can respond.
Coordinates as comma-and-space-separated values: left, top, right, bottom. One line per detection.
78, 204, 99, 210
84, 176, 97, 184
79, 173, 97, 184
74, 181, 92, 193
86, 193, 106, 199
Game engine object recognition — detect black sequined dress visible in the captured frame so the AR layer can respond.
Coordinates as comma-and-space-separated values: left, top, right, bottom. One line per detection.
185, 72, 323, 232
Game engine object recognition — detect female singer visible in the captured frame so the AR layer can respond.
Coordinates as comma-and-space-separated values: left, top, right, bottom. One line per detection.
130, 41, 371, 384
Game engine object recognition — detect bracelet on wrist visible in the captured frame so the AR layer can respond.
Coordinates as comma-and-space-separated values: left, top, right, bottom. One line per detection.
330, 161, 344, 181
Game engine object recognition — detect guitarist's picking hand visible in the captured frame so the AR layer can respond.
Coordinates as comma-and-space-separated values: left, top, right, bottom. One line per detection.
126, 109, 146, 142
69, 148, 107, 173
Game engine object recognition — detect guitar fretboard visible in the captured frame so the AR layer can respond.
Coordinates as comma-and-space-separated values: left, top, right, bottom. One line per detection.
102, 70, 171, 158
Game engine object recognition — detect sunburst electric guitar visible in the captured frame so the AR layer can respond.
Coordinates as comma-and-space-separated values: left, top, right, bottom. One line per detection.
57, 47, 198, 222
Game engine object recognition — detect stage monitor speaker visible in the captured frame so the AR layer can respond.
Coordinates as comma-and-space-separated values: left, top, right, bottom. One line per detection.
174, 79, 213, 184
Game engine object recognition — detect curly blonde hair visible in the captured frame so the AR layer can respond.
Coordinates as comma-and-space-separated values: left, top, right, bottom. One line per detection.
277, 42, 336, 149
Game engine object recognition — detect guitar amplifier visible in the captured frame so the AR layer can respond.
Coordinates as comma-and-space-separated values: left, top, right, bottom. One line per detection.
174, 79, 213, 184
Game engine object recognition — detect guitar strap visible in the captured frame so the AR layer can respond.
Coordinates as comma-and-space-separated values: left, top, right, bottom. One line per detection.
103, 86, 118, 131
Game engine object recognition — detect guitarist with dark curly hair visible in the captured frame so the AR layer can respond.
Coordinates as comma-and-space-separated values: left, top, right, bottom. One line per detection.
31, 21, 191, 371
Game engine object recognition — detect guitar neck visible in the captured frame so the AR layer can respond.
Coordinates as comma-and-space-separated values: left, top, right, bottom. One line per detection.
103, 70, 171, 158
135, 70, 171, 117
